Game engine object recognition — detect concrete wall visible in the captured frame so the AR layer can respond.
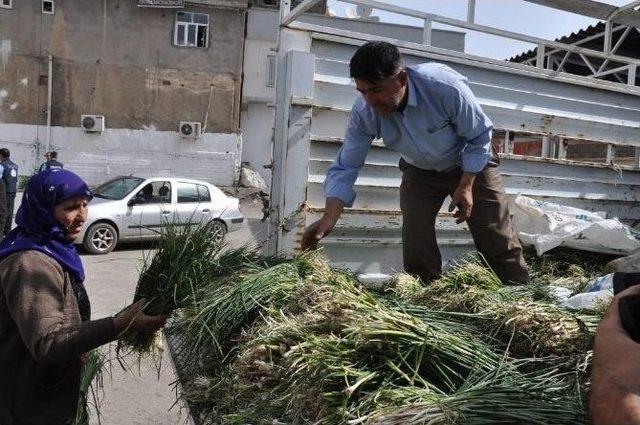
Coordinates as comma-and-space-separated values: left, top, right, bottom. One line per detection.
0, 0, 246, 132
0, 123, 241, 186
240, 102, 273, 176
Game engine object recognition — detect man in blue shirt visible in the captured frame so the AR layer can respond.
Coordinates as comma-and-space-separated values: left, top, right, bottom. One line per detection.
38, 151, 64, 172
302, 41, 528, 284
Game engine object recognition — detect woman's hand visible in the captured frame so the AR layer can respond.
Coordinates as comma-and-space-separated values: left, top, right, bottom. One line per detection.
113, 299, 168, 334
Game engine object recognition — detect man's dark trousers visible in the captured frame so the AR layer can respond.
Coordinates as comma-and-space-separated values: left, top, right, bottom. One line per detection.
4, 192, 15, 235
399, 158, 529, 284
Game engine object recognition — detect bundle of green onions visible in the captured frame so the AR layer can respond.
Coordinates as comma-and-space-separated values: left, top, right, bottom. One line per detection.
73, 349, 106, 425
123, 224, 603, 423
117, 223, 283, 354
388, 257, 598, 358
167, 253, 590, 424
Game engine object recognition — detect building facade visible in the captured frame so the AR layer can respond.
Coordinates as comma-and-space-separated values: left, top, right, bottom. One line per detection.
0, 0, 247, 185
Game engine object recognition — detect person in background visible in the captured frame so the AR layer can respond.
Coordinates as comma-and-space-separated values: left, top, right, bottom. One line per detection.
0, 148, 18, 235
39, 150, 64, 172
0, 169, 167, 425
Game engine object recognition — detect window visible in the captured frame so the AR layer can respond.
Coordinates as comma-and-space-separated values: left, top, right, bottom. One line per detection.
266, 55, 276, 88
174, 11, 209, 48
0, 0, 12, 9
197, 184, 211, 202
133, 181, 172, 204
177, 182, 200, 203
42, 0, 54, 14
177, 182, 211, 203
93, 176, 145, 200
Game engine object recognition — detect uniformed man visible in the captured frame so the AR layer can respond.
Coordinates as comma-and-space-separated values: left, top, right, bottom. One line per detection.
301, 41, 529, 285
38, 151, 64, 172
0, 149, 18, 235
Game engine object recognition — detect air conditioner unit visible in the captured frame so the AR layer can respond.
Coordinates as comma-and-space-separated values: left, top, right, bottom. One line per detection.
80, 114, 105, 133
179, 121, 202, 139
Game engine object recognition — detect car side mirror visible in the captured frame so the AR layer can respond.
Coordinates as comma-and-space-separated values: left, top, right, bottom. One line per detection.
127, 198, 137, 207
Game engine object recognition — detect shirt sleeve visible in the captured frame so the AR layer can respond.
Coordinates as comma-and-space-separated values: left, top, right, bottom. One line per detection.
1, 252, 117, 364
323, 108, 375, 207
442, 76, 493, 173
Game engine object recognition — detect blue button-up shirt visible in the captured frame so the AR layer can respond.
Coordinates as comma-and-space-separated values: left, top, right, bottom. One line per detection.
324, 63, 493, 207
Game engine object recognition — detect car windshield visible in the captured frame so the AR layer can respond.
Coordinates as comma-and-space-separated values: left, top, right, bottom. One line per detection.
93, 176, 145, 200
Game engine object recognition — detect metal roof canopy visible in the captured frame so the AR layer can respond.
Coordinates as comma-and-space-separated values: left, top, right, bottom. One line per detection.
281, 0, 640, 88
522, 0, 640, 27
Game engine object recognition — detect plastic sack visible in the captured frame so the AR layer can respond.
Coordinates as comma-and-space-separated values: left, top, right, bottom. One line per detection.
583, 273, 615, 292
512, 195, 640, 256
561, 274, 614, 310
357, 273, 393, 290
562, 289, 613, 310
545, 285, 572, 302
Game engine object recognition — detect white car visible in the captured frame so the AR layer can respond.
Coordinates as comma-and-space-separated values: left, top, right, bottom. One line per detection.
78, 176, 244, 254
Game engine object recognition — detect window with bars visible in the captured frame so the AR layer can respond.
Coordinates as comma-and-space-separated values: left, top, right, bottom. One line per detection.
42, 0, 54, 14
0, 0, 12, 9
174, 11, 209, 48
266, 55, 276, 88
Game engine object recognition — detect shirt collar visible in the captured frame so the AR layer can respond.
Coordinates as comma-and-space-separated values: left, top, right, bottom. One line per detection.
406, 74, 418, 108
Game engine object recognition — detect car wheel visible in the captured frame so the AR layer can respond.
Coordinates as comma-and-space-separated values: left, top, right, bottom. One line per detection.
207, 220, 227, 244
84, 222, 118, 254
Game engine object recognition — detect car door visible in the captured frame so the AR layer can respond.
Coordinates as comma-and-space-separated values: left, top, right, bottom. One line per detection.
174, 181, 212, 226
123, 180, 174, 238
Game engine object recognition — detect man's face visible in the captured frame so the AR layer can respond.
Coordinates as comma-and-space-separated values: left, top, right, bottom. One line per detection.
355, 70, 407, 116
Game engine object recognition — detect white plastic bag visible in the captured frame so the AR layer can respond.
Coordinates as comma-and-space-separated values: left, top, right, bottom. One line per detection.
239, 163, 268, 191
561, 274, 614, 310
512, 195, 640, 256
545, 286, 572, 302
562, 290, 613, 310
583, 273, 615, 292
357, 273, 393, 290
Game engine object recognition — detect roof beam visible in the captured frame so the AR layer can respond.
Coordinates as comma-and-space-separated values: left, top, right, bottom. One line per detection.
521, 0, 640, 26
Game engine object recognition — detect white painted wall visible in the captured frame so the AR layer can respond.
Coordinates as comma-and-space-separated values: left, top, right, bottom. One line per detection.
243, 39, 277, 103
0, 123, 242, 186
240, 103, 274, 181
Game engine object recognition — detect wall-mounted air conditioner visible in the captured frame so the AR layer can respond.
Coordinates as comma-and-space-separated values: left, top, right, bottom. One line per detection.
80, 115, 105, 133
179, 121, 202, 139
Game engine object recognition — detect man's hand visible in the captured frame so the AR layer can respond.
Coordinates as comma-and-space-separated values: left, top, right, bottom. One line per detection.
449, 172, 476, 224
114, 298, 168, 334
590, 285, 640, 425
302, 215, 337, 250
301, 197, 344, 250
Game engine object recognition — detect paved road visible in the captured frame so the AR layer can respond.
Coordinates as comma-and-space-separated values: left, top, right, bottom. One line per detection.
81, 198, 269, 424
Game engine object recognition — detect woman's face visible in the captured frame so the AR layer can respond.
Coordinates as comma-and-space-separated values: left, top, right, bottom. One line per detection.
53, 195, 89, 241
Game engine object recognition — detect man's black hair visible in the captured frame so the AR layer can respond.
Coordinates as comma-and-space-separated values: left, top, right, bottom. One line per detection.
50, 151, 58, 159
0, 148, 10, 159
349, 41, 404, 83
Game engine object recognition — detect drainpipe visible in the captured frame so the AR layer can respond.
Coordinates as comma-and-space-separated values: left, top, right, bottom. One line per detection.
45, 54, 52, 153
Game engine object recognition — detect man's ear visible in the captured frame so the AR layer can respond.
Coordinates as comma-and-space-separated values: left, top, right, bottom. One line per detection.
398, 69, 408, 87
